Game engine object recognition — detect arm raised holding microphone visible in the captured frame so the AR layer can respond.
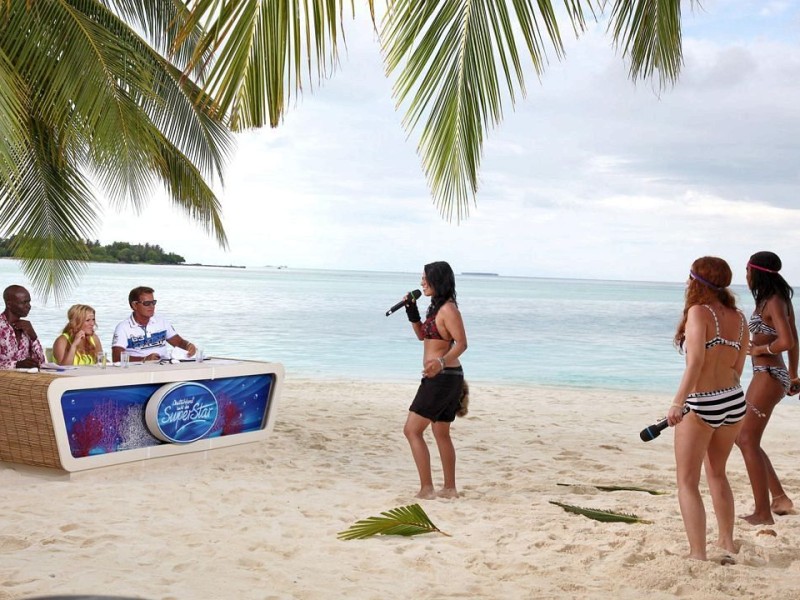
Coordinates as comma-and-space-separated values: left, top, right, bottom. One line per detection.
398, 262, 468, 501
385, 289, 422, 317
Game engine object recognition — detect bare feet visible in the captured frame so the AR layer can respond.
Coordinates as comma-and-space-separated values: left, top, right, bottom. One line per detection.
437, 487, 459, 499
771, 494, 795, 516
415, 486, 436, 500
715, 540, 740, 557
740, 512, 775, 525
687, 552, 707, 562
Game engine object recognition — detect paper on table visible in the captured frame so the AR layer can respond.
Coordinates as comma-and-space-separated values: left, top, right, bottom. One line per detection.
39, 362, 78, 371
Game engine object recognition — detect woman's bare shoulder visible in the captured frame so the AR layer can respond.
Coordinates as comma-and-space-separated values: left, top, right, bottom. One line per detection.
763, 295, 789, 316
686, 304, 708, 317
439, 300, 461, 315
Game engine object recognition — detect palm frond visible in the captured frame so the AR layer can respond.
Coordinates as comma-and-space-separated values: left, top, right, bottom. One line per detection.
593, 484, 666, 495
549, 500, 653, 524
182, 0, 373, 130
382, 0, 579, 222
0, 119, 97, 302
0, 0, 232, 299
382, 0, 686, 220
0, 48, 26, 195
150, 139, 229, 248
607, 0, 690, 89
338, 503, 450, 540
99, 0, 209, 76
556, 482, 667, 495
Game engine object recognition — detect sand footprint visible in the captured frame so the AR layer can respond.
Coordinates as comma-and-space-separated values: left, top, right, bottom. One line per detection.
0, 535, 32, 553
237, 556, 265, 569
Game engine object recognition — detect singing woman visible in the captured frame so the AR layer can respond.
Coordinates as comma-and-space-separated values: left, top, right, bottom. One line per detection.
403, 261, 468, 499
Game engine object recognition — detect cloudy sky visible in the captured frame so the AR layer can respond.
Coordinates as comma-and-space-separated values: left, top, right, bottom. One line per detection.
98, 0, 800, 285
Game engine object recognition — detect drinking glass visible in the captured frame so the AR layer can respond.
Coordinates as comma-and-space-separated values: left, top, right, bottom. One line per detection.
97, 352, 107, 369
195, 348, 205, 363
120, 351, 129, 368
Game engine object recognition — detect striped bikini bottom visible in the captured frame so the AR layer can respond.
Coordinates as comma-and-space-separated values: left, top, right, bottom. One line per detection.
752, 365, 791, 394
685, 386, 746, 429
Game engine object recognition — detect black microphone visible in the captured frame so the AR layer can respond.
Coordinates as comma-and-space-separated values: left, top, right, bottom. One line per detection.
386, 289, 422, 317
640, 406, 689, 442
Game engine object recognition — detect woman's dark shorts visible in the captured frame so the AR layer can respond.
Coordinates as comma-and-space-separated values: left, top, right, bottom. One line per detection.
409, 367, 464, 423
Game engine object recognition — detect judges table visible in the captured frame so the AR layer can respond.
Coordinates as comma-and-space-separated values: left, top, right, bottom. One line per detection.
0, 358, 283, 472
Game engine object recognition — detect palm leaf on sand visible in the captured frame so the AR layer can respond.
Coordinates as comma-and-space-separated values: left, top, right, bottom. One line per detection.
549, 501, 653, 525
338, 504, 450, 540
557, 483, 666, 495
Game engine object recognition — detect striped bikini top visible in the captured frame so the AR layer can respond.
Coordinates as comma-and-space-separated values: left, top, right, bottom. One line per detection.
748, 312, 778, 336
703, 305, 745, 350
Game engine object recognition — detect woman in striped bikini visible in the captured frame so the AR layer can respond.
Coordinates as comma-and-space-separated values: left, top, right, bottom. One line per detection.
737, 251, 798, 525
667, 256, 748, 563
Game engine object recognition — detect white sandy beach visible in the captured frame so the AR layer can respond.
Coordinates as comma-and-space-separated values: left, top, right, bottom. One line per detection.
1, 379, 799, 599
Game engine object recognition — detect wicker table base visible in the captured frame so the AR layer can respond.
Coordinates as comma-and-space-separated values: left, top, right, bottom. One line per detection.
0, 371, 63, 469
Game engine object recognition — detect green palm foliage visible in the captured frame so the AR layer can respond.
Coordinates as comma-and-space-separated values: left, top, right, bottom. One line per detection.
0, 0, 232, 301
549, 500, 653, 524
337, 503, 450, 540
0, 0, 692, 297
557, 482, 667, 495
180, 0, 366, 131
183, 0, 691, 221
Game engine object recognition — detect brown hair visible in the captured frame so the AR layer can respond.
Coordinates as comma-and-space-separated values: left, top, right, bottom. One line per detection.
128, 286, 154, 306
674, 257, 737, 349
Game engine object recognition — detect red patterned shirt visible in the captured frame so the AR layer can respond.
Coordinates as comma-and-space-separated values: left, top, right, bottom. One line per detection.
0, 312, 45, 369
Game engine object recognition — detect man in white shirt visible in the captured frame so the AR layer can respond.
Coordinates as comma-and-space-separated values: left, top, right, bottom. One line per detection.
111, 286, 196, 363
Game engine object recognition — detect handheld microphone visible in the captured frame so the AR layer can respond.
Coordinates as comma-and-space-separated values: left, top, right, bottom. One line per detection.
640, 406, 689, 442
386, 289, 422, 317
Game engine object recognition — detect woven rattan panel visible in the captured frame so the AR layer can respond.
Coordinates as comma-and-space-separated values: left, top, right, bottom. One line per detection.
0, 371, 63, 469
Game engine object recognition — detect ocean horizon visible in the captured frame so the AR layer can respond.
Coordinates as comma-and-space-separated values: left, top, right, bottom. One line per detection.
0, 260, 760, 394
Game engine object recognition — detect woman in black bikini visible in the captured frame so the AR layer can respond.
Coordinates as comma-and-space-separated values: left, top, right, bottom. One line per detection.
402, 261, 468, 499
737, 251, 799, 525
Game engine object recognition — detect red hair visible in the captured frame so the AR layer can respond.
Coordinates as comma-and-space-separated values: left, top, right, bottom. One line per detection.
674, 257, 737, 349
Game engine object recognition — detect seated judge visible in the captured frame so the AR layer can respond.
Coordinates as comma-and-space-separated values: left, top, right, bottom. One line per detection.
111, 286, 196, 363
53, 304, 103, 365
0, 285, 45, 369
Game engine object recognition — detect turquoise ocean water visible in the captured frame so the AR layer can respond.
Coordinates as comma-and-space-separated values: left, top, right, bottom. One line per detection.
0, 261, 758, 393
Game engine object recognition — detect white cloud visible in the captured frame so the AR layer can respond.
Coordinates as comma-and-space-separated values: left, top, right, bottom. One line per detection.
96, 4, 800, 286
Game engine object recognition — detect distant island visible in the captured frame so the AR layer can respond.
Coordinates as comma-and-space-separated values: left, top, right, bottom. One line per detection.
0, 237, 186, 265
462, 272, 499, 276
183, 263, 245, 269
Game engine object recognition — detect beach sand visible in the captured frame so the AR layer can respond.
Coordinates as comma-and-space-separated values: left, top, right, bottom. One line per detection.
1, 379, 799, 599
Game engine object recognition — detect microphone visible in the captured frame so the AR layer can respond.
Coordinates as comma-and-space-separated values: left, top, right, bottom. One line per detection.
386, 289, 422, 317
640, 406, 689, 442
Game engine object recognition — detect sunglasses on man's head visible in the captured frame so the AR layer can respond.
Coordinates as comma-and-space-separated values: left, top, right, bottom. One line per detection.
135, 300, 157, 307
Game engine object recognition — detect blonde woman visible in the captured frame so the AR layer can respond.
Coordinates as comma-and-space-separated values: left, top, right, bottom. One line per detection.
53, 304, 103, 365
668, 257, 748, 563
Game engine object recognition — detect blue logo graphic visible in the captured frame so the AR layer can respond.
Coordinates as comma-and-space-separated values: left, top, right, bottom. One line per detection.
145, 382, 219, 443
